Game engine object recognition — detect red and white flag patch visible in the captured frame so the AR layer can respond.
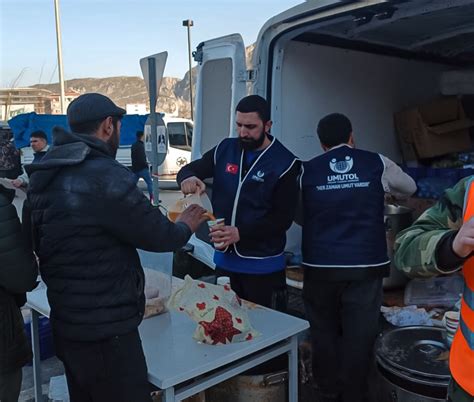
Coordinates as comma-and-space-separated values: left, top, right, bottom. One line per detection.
225, 163, 239, 175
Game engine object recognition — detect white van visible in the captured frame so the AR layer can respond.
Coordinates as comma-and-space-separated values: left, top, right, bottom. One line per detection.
186, 0, 474, 267
157, 116, 193, 180
114, 115, 193, 180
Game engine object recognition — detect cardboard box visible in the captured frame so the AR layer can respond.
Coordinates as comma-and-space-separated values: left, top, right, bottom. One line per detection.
394, 97, 474, 160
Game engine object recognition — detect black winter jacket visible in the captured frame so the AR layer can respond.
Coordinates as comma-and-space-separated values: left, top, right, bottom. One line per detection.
26, 127, 192, 341
131, 140, 148, 173
0, 186, 38, 374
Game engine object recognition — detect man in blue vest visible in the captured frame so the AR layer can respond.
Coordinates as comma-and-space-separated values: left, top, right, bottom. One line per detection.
177, 95, 299, 310
300, 113, 416, 402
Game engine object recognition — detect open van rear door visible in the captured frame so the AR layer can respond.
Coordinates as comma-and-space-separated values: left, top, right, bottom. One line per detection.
192, 34, 247, 160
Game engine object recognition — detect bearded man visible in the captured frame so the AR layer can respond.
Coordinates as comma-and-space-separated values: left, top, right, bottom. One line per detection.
177, 95, 300, 310
25, 93, 207, 402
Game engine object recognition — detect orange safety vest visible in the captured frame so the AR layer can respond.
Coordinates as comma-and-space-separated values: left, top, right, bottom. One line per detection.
451, 180, 474, 396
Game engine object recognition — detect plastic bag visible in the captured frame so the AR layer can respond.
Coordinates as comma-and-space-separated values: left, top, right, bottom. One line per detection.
168, 275, 260, 345
404, 275, 463, 307
143, 266, 172, 318
167, 193, 214, 222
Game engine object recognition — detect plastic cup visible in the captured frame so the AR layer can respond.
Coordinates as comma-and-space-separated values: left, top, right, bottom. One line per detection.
207, 218, 225, 248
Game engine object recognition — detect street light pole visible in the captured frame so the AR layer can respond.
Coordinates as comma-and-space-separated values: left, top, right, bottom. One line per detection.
182, 19, 194, 120
54, 0, 66, 114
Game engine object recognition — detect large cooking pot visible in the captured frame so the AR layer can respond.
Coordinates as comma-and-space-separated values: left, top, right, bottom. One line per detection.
384, 204, 413, 289
206, 370, 287, 402
374, 326, 449, 402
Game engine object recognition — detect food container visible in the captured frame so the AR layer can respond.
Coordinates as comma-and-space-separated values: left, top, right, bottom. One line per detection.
374, 326, 450, 402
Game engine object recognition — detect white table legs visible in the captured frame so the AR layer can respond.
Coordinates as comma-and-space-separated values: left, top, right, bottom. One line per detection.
288, 334, 299, 402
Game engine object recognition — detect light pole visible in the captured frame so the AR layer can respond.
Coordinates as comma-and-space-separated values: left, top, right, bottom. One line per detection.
182, 19, 194, 120
54, 0, 66, 114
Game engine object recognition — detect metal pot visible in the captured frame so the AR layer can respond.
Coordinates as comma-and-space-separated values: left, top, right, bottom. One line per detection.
374, 326, 449, 402
384, 204, 413, 289
375, 358, 447, 402
205, 371, 288, 402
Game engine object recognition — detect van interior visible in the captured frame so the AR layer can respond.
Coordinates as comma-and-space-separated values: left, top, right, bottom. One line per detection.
271, 0, 474, 163
192, 1, 474, 261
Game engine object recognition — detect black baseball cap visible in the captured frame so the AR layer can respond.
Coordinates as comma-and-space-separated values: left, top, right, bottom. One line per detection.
67, 93, 126, 126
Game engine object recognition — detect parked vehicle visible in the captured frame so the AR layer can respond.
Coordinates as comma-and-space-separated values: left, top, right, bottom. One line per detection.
185, 0, 474, 268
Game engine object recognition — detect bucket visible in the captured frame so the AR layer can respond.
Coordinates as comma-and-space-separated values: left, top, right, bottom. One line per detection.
205, 371, 287, 402
384, 204, 413, 289
374, 326, 449, 402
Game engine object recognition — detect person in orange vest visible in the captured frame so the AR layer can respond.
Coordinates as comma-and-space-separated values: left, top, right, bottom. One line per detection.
395, 177, 474, 401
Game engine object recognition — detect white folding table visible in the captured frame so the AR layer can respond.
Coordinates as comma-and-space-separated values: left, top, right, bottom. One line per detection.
27, 284, 309, 402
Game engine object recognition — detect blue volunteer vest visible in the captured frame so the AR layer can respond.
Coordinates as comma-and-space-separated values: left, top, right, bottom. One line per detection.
301, 144, 389, 268
212, 136, 297, 259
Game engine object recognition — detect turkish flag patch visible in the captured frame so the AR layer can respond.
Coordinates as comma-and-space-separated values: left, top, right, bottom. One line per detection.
225, 163, 239, 175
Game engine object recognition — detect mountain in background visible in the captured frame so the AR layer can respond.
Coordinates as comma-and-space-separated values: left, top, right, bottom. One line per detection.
31, 44, 255, 119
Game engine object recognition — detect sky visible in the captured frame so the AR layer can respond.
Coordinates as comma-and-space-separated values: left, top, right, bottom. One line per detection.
0, 0, 303, 88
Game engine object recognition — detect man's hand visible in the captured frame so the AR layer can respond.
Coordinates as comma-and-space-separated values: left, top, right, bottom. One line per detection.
181, 176, 206, 195
11, 179, 23, 188
453, 217, 474, 258
209, 225, 240, 249
176, 204, 208, 233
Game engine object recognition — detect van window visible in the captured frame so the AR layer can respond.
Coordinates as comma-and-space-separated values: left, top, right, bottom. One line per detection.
168, 122, 190, 150
186, 123, 193, 148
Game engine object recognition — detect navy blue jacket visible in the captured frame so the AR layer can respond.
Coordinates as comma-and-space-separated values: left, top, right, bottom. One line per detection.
177, 135, 299, 259
213, 137, 297, 258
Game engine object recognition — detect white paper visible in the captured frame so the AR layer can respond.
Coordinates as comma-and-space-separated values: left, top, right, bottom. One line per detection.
157, 126, 166, 154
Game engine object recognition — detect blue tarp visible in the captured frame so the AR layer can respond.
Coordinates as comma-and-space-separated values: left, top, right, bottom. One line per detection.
8, 112, 149, 148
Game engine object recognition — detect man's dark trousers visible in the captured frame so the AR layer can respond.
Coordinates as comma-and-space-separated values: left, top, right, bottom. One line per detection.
303, 273, 383, 402
53, 329, 152, 402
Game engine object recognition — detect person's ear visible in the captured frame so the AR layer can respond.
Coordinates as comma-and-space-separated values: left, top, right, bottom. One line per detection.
96, 117, 113, 141
105, 116, 114, 136
348, 133, 355, 147
264, 120, 272, 134
320, 142, 329, 152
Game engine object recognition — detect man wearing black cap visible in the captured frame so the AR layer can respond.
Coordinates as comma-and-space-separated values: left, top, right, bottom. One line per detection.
25, 93, 207, 402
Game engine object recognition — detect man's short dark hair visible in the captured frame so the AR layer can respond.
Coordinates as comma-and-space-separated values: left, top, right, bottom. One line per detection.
70, 116, 122, 135
136, 131, 144, 139
31, 130, 47, 141
317, 113, 352, 148
235, 95, 270, 123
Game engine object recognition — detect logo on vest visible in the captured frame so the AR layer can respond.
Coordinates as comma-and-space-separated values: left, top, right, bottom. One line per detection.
251, 170, 265, 182
316, 155, 370, 191
329, 156, 353, 174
